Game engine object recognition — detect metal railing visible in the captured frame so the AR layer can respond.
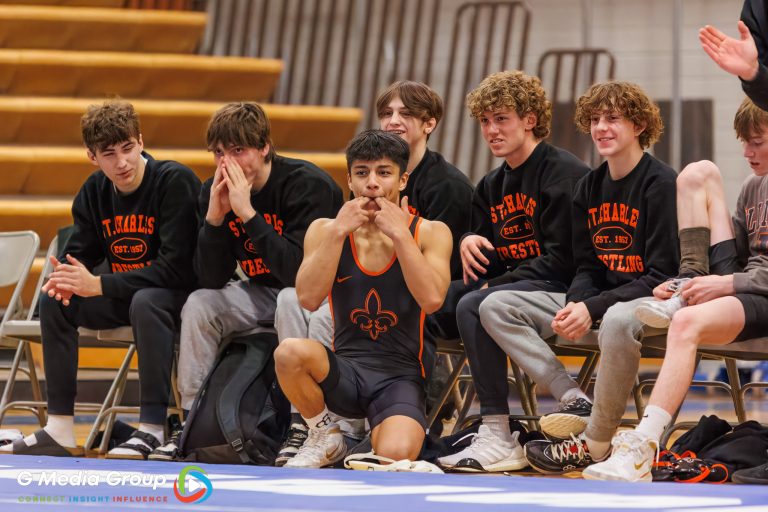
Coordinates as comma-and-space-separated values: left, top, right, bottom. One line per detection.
199, 0, 439, 129
433, 1, 530, 180
537, 48, 615, 167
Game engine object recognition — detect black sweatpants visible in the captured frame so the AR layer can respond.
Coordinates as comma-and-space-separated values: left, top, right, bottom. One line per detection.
456, 279, 566, 416
39, 288, 188, 425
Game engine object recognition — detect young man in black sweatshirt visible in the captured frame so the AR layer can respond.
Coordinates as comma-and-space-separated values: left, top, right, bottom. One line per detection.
438, 70, 589, 472
156, 102, 343, 459
505, 81, 679, 476
587, 98, 768, 483
2, 100, 201, 459
272, 81, 473, 466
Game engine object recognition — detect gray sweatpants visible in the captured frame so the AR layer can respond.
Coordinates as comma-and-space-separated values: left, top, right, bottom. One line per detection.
478, 290, 577, 402
178, 281, 279, 410
480, 291, 658, 443
274, 287, 333, 348
588, 296, 660, 442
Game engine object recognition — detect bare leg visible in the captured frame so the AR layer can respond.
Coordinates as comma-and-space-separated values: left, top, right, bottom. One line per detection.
649, 297, 745, 414
677, 160, 734, 244
371, 415, 425, 461
274, 338, 330, 418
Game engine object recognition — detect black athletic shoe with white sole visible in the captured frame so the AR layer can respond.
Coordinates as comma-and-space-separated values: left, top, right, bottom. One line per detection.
539, 397, 593, 439
274, 422, 309, 467
524, 433, 596, 474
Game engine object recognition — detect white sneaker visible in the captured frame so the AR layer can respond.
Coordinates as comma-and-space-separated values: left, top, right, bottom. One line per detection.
283, 426, 347, 469
582, 430, 658, 482
634, 278, 690, 328
437, 425, 528, 472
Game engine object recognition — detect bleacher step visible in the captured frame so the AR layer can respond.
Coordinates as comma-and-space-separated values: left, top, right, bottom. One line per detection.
0, 1, 123, 6
0, 146, 348, 195
0, 5, 206, 53
0, 97, 362, 151
0, 49, 283, 102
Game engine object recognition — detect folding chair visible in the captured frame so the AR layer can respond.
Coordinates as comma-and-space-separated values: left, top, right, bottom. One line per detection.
0, 234, 180, 454
649, 335, 768, 446
0, 231, 41, 418
426, 337, 541, 435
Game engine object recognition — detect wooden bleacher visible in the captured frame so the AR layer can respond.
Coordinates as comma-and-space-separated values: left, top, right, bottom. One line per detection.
0, 49, 284, 101
0, 97, 361, 150
0, 1, 360, 314
0, 5, 206, 53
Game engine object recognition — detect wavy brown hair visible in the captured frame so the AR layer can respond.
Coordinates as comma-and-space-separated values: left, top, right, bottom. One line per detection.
733, 97, 768, 140
81, 99, 140, 153
574, 81, 663, 149
465, 70, 551, 140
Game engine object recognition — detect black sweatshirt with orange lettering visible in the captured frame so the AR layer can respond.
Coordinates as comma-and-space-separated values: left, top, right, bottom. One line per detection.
62, 152, 202, 300
195, 155, 344, 290
466, 142, 589, 288
566, 152, 680, 321
402, 149, 474, 281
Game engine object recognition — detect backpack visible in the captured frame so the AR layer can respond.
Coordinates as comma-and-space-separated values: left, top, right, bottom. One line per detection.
178, 332, 290, 465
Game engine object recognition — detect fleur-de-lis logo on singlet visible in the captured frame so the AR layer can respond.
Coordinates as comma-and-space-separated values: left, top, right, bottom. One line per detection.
350, 288, 398, 340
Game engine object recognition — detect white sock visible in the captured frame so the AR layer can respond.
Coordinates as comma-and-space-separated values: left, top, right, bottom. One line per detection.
44, 415, 76, 448
1, 415, 76, 452
585, 436, 611, 461
559, 386, 590, 405
635, 405, 672, 442
109, 423, 164, 455
303, 407, 335, 431
482, 415, 513, 443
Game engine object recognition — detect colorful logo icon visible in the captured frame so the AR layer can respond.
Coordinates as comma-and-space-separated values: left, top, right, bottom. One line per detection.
174, 466, 213, 504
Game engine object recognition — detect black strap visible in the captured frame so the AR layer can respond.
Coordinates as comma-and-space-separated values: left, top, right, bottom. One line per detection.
217, 335, 275, 464
113, 431, 160, 459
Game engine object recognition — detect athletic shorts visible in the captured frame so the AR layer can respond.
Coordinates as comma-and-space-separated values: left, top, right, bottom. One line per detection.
709, 239, 768, 342
319, 346, 426, 429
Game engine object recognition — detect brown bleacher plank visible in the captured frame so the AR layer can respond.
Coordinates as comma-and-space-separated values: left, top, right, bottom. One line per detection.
0, 1, 123, 5
0, 97, 362, 151
0, 50, 282, 102
0, 198, 72, 250
0, 5, 206, 53
0, 147, 349, 196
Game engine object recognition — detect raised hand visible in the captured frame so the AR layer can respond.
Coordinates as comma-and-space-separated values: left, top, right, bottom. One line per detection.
332, 197, 373, 236
372, 196, 411, 240
205, 162, 232, 226
460, 234, 494, 284
221, 157, 256, 222
699, 21, 759, 80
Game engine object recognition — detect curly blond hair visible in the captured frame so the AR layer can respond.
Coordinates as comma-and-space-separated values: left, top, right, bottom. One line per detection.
733, 97, 768, 140
574, 81, 663, 149
466, 70, 551, 140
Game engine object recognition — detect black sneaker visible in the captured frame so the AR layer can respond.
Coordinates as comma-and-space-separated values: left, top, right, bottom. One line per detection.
539, 397, 592, 439
274, 422, 309, 467
732, 461, 768, 485
524, 434, 596, 474
148, 415, 183, 461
